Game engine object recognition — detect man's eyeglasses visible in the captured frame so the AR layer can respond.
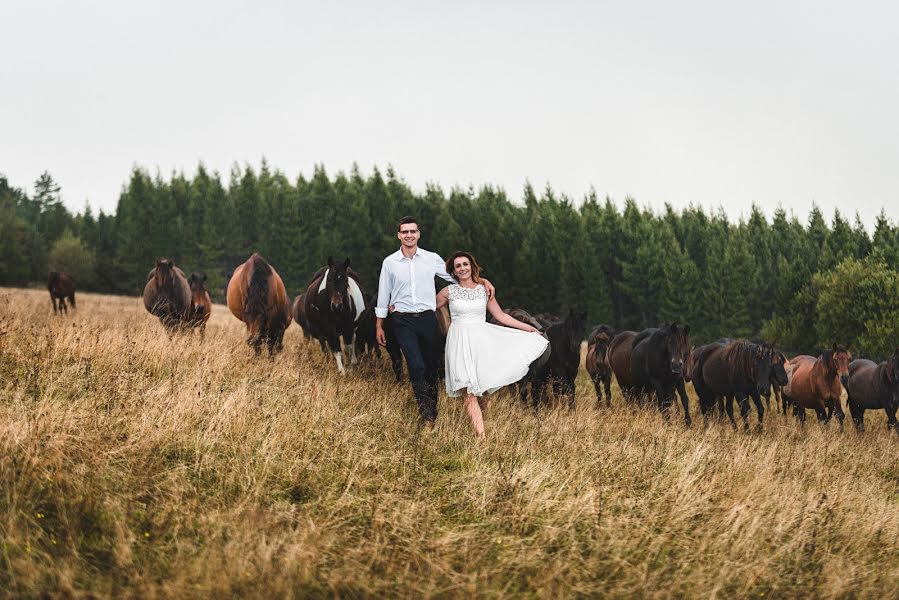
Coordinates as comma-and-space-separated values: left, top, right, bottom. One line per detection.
399, 229, 419, 235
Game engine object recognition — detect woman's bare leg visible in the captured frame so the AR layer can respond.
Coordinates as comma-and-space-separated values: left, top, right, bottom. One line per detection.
464, 391, 485, 438
478, 394, 490, 418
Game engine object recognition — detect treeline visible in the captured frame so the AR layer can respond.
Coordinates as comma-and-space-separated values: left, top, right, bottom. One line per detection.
3, 164, 899, 357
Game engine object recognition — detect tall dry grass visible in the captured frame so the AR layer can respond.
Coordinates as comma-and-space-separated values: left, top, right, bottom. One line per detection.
1, 287, 898, 599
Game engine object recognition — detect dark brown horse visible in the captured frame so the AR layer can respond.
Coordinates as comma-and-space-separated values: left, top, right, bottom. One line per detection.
187, 272, 212, 339
487, 307, 552, 408
586, 324, 616, 407
845, 350, 899, 432
783, 345, 851, 425
691, 340, 786, 431
300, 257, 365, 374
226, 253, 291, 355
47, 271, 76, 315
608, 324, 691, 426
143, 259, 191, 333
531, 309, 587, 409
353, 294, 405, 382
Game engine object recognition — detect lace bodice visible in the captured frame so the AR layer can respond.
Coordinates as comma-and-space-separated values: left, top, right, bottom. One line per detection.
447, 284, 488, 323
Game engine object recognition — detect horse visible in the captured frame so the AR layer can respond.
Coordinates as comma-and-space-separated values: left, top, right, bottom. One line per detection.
143, 259, 192, 334
608, 323, 691, 426
353, 293, 405, 382
692, 340, 785, 431
845, 349, 899, 432
486, 307, 551, 408
226, 253, 291, 355
533, 312, 561, 330
47, 271, 76, 315
531, 309, 587, 409
782, 345, 851, 425
292, 293, 313, 340
187, 273, 212, 339
300, 257, 365, 374
586, 324, 616, 408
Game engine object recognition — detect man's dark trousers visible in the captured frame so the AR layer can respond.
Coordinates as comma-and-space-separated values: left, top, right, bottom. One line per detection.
391, 311, 441, 423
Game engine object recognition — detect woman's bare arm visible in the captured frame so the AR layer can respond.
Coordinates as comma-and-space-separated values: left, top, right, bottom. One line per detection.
436, 287, 450, 310
486, 294, 539, 332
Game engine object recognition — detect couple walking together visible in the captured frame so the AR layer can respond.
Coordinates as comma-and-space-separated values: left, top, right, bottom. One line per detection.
375, 217, 549, 438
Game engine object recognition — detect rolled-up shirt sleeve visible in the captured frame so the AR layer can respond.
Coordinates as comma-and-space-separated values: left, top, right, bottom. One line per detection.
435, 253, 455, 283
375, 259, 391, 318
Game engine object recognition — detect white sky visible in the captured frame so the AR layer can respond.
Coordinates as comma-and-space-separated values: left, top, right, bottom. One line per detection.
2, 0, 898, 227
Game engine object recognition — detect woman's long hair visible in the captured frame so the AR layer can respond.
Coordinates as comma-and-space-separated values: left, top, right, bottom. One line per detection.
446, 251, 482, 284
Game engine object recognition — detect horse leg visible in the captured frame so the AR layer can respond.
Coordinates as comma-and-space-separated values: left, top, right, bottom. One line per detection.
848, 397, 864, 432
592, 375, 604, 408
329, 335, 345, 374
68, 292, 75, 309
60, 296, 68, 314
724, 396, 738, 430
737, 395, 752, 432
888, 394, 899, 433
832, 397, 846, 430
816, 407, 828, 423
751, 391, 764, 432
676, 377, 691, 427
346, 331, 358, 366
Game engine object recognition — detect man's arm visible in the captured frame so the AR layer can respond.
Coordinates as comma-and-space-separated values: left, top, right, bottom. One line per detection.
434, 253, 455, 283
375, 261, 391, 346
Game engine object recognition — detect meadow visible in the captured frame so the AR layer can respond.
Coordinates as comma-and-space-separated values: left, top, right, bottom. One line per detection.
1, 288, 898, 599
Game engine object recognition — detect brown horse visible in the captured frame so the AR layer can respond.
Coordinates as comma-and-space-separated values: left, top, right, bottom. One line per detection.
143, 260, 191, 333
187, 272, 212, 339
586, 325, 616, 407
845, 350, 899, 432
783, 345, 851, 425
226, 253, 291, 355
47, 271, 76, 315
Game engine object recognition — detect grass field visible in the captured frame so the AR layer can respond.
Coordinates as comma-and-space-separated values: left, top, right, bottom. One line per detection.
1, 287, 898, 599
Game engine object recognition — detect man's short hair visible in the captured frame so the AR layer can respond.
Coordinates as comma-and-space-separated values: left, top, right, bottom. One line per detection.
398, 216, 418, 232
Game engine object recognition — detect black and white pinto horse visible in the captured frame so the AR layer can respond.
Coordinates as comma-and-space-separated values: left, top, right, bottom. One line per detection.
300, 257, 366, 374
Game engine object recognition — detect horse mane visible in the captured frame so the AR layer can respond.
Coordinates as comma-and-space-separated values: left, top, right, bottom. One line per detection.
245, 254, 272, 322
722, 340, 759, 380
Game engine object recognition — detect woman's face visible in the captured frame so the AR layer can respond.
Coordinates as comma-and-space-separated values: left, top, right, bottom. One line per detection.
453, 257, 472, 280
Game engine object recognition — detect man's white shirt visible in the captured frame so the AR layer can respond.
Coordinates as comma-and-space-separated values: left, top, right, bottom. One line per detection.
375, 247, 454, 318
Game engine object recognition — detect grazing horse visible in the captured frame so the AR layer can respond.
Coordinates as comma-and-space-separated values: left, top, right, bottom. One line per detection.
532, 309, 587, 409
47, 271, 76, 315
301, 257, 365, 374
143, 259, 191, 333
586, 324, 616, 407
187, 273, 212, 339
782, 345, 851, 425
609, 323, 691, 426
226, 253, 291, 355
845, 350, 899, 432
692, 340, 785, 431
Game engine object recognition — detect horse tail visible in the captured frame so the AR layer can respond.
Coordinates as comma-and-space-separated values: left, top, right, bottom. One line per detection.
245, 255, 272, 324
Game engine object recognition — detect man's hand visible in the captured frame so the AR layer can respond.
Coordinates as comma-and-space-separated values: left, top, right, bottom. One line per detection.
481, 277, 496, 298
376, 324, 387, 347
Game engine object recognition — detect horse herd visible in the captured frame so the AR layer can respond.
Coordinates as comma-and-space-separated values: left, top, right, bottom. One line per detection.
55, 253, 899, 434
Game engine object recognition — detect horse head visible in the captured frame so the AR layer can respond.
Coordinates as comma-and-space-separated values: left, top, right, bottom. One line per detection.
769, 348, 789, 387
830, 344, 851, 388
887, 347, 899, 386
188, 272, 208, 294
662, 323, 690, 376
563, 309, 587, 352
326, 256, 351, 314
154, 259, 176, 290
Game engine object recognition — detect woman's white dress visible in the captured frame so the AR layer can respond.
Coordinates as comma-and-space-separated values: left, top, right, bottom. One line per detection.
444, 284, 550, 398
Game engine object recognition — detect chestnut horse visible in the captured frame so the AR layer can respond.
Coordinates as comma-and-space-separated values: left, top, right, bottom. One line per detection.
226, 253, 291, 355
782, 345, 850, 425
187, 272, 212, 339
586, 324, 616, 408
143, 259, 191, 333
47, 271, 76, 315
608, 323, 691, 426
845, 350, 899, 432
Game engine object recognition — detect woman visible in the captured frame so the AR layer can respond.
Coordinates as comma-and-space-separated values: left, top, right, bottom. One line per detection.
436, 251, 549, 438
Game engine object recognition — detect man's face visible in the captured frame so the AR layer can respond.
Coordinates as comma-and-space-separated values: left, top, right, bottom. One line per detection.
398, 224, 420, 248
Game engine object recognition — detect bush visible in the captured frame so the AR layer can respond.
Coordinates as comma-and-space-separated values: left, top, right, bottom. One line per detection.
48, 230, 96, 288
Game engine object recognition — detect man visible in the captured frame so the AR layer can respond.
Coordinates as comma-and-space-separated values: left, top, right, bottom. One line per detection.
376, 216, 494, 429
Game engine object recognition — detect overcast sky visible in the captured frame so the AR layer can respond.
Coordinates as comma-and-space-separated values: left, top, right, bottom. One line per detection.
2, 0, 897, 227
